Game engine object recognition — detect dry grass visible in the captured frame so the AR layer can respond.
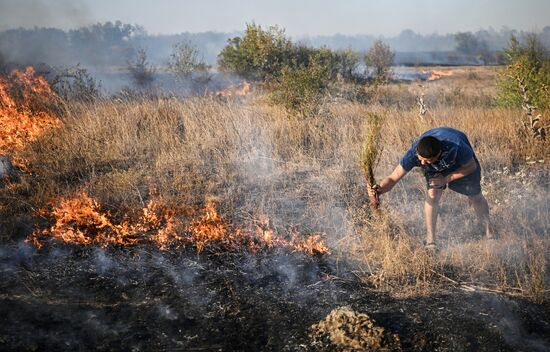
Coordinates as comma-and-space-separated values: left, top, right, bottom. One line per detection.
2, 66, 549, 302
311, 306, 402, 350
360, 112, 383, 187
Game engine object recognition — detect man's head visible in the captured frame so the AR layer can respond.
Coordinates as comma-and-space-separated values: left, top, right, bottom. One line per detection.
416, 136, 441, 165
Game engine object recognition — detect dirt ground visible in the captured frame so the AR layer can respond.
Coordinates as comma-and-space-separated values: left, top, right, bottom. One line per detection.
1, 244, 549, 351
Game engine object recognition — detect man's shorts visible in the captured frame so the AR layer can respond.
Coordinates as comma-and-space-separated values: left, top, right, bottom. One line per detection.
423, 163, 482, 196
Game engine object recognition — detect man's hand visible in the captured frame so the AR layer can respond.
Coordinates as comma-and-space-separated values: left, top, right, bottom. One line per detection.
367, 183, 380, 208
428, 174, 449, 188
367, 164, 408, 208
367, 184, 380, 198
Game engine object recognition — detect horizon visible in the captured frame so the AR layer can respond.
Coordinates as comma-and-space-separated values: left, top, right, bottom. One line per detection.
0, 0, 549, 37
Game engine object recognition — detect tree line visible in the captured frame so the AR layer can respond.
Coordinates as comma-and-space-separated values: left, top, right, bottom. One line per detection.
1, 21, 549, 69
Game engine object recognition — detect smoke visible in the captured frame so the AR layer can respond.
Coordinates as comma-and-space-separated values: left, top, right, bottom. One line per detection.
222, 105, 351, 259
156, 304, 178, 320
92, 248, 115, 274
0, 241, 36, 269
474, 293, 550, 352
151, 253, 199, 288
0, 0, 91, 32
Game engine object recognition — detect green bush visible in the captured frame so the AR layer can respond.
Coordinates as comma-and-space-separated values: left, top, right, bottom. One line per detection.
270, 57, 331, 117
334, 48, 360, 80
218, 23, 361, 116
218, 23, 360, 83
496, 34, 550, 109
217, 23, 293, 80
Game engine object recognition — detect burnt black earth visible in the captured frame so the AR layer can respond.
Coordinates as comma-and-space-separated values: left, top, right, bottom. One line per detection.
0, 243, 549, 351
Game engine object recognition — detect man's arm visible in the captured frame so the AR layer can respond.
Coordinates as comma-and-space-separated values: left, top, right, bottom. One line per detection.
375, 164, 408, 195
428, 157, 477, 188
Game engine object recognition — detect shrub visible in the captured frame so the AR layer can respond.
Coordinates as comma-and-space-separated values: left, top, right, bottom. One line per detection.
219, 23, 360, 82
218, 23, 362, 115
270, 57, 331, 117
364, 40, 394, 82
167, 41, 211, 82
128, 47, 155, 88
496, 33, 550, 110
217, 23, 293, 80
50, 65, 102, 102
334, 48, 360, 80
297, 46, 359, 79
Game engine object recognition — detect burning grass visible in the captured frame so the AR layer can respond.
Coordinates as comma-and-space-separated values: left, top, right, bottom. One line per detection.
427, 69, 454, 81
0, 67, 61, 160
28, 192, 329, 255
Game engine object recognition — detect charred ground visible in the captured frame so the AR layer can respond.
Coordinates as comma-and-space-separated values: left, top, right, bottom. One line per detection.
1, 244, 549, 351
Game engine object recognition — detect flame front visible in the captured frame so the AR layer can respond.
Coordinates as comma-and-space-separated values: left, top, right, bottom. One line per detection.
29, 194, 330, 256
214, 81, 251, 97
427, 70, 454, 81
0, 67, 61, 167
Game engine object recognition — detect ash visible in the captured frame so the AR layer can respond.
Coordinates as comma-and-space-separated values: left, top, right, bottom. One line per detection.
1, 244, 549, 351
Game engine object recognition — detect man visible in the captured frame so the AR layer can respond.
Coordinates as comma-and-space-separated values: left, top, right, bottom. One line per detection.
368, 127, 493, 250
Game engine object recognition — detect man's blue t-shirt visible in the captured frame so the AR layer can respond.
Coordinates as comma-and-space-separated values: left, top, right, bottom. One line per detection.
400, 127, 475, 174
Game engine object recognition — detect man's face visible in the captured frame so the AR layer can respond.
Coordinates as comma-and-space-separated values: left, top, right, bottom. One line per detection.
418, 152, 441, 165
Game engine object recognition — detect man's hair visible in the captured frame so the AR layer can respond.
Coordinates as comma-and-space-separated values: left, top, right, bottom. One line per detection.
416, 136, 441, 158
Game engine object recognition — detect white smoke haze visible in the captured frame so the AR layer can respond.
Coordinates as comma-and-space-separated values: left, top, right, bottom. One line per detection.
157, 304, 178, 320
152, 253, 199, 288
93, 247, 115, 273
474, 294, 550, 352
0, 0, 92, 31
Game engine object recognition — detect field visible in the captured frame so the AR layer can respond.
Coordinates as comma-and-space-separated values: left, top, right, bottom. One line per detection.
0, 66, 549, 351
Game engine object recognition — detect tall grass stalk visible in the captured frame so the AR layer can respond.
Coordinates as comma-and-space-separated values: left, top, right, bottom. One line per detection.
360, 112, 383, 208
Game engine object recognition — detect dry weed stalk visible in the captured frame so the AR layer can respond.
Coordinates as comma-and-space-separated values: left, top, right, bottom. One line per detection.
361, 112, 383, 209
512, 73, 549, 140
417, 94, 427, 120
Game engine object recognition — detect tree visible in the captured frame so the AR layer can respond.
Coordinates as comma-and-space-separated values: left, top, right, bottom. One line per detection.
68, 21, 145, 66
167, 41, 211, 82
364, 40, 394, 81
128, 48, 155, 88
454, 32, 488, 55
0, 51, 6, 74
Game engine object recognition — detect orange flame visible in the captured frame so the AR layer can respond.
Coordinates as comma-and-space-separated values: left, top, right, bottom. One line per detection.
28, 193, 330, 256
0, 67, 61, 166
29, 192, 154, 248
427, 70, 454, 81
214, 81, 251, 97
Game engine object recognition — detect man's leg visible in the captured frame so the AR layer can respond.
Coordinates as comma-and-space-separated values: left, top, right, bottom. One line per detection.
467, 193, 493, 239
425, 187, 444, 245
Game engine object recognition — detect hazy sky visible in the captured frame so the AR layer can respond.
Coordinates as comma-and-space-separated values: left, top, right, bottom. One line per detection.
1, 0, 549, 36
